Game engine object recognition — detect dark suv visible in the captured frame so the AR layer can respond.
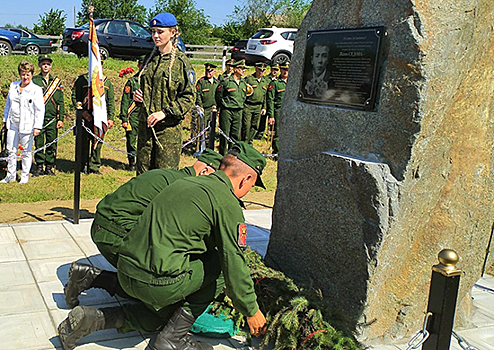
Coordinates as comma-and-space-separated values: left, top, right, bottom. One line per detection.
231, 39, 248, 61
62, 19, 184, 60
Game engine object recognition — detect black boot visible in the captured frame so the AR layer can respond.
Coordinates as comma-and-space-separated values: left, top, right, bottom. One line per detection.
153, 307, 213, 350
58, 305, 124, 350
127, 157, 136, 171
45, 164, 55, 176
64, 262, 103, 308
32, 164, 44, 177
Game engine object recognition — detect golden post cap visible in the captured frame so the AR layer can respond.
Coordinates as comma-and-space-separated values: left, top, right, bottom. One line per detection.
433, 249, 461, 276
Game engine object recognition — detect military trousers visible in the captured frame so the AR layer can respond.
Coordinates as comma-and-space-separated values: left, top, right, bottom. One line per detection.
242, 103, 263, 144
117, 251, 224, 333
34, 117, 58, 165
256, 112, 268, 139
218, 107, 242, 155
125, 115, 139, 163
136, 119, 182, 175
272, 108, 280, 154
81, 121, 103, 173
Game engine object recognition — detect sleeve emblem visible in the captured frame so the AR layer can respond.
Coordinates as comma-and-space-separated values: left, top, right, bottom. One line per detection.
237, 224, 247, 247
125, 86, 131, 93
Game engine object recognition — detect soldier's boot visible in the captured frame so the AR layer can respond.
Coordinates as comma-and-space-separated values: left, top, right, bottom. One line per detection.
32, 164, 44, 177
127, 157, 136, 172
45, 164, 55, 176
58, 305, 124, 350
64, 262, 121, 308
153, 307, 213, 350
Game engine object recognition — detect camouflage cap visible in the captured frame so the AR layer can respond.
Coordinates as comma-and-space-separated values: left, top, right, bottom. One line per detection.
228, 141, 266, 188
38, 54, 52, 63
197, 148, 222, 170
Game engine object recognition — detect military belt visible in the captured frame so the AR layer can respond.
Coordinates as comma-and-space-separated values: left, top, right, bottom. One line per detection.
245, 101, 262, 106
94, 212, 127, 238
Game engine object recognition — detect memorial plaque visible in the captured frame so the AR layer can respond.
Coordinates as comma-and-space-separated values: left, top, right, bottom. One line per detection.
299, 27, 386, 111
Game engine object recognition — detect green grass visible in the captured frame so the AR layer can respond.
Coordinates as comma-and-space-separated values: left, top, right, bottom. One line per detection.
0, 53, 275, 204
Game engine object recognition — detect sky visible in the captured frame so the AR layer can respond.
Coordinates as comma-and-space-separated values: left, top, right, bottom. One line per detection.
0, 0, 236, 29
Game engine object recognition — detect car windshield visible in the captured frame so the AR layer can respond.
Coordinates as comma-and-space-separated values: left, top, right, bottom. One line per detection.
251, 30, 273, 39
235, 40, 247, 48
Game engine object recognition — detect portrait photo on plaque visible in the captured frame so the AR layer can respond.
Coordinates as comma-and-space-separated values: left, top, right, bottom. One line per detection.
299, 27, 386, 111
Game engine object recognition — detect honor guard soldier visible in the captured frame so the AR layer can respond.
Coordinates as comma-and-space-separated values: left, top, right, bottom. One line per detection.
71, 60, 115, 174
242, 62, 269, 144
256, 63, 279, 139
119, 56, 144, 171
215, 59, 248, 155
266, 62, 289, 155
58, 142, 268, 350
133, 12, 196, 175
32, 55, 65, 176
195, 63, 219, 124
218, 58, 235, 82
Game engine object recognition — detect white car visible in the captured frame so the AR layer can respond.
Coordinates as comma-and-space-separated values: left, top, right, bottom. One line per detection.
245, 27, 297, 65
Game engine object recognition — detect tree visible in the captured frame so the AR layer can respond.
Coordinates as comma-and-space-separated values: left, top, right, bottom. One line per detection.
219, 0, 310, 45
33, 9, 67, 36
77, 0, 147, 26
150, 0, 212, 45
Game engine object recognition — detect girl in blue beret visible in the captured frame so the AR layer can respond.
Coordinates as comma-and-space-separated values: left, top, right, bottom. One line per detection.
133, 12, 196, 174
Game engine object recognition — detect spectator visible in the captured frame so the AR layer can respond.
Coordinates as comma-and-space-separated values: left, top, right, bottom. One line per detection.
1, 61, 44, 184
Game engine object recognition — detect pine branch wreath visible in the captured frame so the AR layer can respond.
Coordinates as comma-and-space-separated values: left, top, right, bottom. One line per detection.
210, 248, 363, 350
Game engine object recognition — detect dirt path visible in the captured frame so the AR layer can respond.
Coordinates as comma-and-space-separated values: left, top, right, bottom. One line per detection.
0, 191, 275, 224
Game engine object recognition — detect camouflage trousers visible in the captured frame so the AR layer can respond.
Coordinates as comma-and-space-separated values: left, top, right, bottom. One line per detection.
136, 120, 182, 175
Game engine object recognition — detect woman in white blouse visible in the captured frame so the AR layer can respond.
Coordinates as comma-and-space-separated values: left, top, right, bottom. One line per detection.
1, 61, 44, 184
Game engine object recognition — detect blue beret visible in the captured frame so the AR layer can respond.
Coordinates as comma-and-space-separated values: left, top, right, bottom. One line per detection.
149, 13, 177, 27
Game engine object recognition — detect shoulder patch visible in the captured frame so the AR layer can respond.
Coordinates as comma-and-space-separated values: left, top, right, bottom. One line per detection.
237, 224, 247, 247
217, 85, 222, 91
268, 84, 274, 91
125, 86, 131, 93
188, 70, 196, 85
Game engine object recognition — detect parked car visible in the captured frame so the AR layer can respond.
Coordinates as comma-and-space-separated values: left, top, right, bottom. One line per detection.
0, 27, 55, 55
62, 19, 185, 60
231, 39, 248, 61
0, 29, 21, 56
245, 27, 297, 65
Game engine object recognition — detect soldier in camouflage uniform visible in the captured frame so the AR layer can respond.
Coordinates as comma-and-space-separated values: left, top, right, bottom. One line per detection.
256, 63, 279, 140
266, 62, 289, 155
215, 59, 248, 155
133, 13, 196, 175
242, 62, 269, 144
71, 66, 115, 174
32, 55, 65, 176
119, 57, 143, 171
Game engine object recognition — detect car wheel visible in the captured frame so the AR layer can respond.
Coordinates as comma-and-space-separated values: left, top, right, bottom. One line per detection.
0, 40, 12, 56
26, 44, 40, 56
99, 46, 109, 60
271, 53, 290, 65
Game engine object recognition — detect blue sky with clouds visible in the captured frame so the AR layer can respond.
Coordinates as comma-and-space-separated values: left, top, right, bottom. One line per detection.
0, 0, 236, 29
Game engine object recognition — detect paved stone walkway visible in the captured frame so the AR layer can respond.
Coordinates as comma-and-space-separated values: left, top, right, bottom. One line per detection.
0, 208, 492, 349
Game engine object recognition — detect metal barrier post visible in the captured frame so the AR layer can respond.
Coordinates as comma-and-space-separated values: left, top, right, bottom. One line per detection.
422, 249, 461, 350
208, 106, 217, 150
73, 103, 83, 225
197, 108, 206, 154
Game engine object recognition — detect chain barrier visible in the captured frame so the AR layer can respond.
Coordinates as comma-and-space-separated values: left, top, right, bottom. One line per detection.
406, 312, 432, 350
1, 120, 276, 163
0, 124, 76, 162
452, 330, 478, 350
82, 123, 137, 157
